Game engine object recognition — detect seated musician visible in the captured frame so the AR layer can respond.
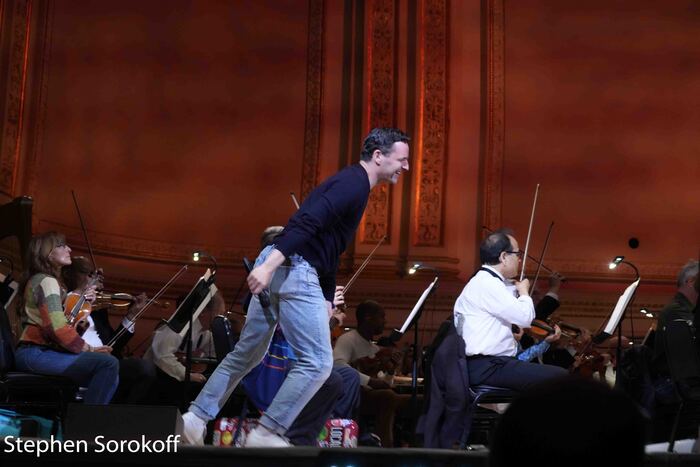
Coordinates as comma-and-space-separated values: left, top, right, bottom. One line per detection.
144, 291, 218, 406
652, 260, 699, 403
14, 232, 119, 404
333, 299, 410, 447
62, 256, 156, 404
454, 229, 566, 392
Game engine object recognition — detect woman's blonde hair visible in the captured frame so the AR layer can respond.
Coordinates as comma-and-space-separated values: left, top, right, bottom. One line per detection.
26, 231, 67, 279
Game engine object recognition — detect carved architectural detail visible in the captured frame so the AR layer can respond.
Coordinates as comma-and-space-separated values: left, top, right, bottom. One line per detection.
38, 220, 259, 266
480, 0, 505, 231
300, 0, 324, 200
414, 0, 448, 246
360, 0, 396, 244
1, 0, 31, 197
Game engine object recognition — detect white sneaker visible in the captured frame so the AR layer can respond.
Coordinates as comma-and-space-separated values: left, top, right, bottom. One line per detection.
245, 425, 291, 448
181, 412, 206, 446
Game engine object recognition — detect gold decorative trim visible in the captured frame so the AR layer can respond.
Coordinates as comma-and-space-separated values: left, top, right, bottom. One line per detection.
300, 0, 324, 200
37, 220, 259, 266
0, 0, 31, 197
413, 0, 448, 246
480, 0, 505, 231
359, 0, 396, 244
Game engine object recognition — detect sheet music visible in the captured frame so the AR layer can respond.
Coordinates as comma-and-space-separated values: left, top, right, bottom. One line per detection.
398, 276, 439, 334
165, 268, 217, 335
603, 278, 640, 335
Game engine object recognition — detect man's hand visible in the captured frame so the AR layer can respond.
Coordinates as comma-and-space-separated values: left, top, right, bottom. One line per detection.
92, 345, 113, 354
333, 285, 345, 308
545, 324, 562, 343
84, 285, 97, 303
515, 279, 530, 297
548, 272, 564, 294
330, 310, 346, 328
191, 373, 207, 384
247, 250, 286, 294
126, 293, 148, 321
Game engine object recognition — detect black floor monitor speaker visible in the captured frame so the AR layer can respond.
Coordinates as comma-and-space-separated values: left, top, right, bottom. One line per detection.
64, 404, 183, 441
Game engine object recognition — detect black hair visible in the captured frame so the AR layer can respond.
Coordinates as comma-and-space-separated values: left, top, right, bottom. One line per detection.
479, 228, 514, 265
355, 300, 384, 324
359, 128, 410, 162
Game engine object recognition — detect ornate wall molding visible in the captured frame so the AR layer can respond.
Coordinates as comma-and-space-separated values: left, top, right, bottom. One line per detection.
38, 220, 259, 266
300, 0, 324, 200
359, 0, 396, 244
413, 0, 448, 246
0, 0, 31, 197
479, 0, 505, 231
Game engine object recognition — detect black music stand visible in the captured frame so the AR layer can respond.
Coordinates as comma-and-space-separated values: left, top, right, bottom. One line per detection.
164, 269, 217, 410
390, 275, 439, 427
593, 278, 641, 370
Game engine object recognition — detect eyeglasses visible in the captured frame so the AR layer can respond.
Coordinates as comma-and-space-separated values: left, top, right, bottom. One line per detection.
505, 250, 524, 259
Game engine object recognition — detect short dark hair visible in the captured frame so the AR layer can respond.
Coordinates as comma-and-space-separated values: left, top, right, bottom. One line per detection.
261, 226, 284, 249
360, 128, 410, 162
480, 228, 514, 265
355, 300, 384, 324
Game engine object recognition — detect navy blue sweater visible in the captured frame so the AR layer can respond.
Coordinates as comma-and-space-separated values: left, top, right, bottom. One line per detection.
274, 164, 371, 301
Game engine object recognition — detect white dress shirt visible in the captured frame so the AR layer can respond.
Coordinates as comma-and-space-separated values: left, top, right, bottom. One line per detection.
453, 265, 534, 357
333, 329, 379, 387
143, 319, 213, 381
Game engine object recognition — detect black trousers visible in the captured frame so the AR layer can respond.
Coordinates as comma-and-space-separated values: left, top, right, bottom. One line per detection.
467, 355, 567, 391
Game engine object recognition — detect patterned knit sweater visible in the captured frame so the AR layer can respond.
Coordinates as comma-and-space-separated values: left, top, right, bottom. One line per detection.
19, 273, 84, 353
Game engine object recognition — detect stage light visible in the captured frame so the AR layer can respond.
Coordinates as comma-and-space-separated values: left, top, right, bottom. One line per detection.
192, 251, 217, 271
608, 256, 639, 280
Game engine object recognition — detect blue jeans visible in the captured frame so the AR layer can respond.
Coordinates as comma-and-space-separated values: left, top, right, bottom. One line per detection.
189, 245, 333, 436
15, 345, 119, 404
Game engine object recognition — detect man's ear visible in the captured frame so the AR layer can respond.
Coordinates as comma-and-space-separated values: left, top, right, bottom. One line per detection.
498, 251, 506, 264
372, 149, 383, 164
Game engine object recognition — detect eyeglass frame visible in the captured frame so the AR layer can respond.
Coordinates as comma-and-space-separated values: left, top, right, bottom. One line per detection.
504, 250, 524, 259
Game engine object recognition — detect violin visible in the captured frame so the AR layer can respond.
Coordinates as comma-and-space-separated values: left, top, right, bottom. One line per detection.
64, 291, 92, 332
92, 292, 168, 310
64, 273, 100, 327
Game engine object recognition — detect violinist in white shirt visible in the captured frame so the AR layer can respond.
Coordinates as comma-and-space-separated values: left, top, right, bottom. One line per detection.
453, 229, 566, 390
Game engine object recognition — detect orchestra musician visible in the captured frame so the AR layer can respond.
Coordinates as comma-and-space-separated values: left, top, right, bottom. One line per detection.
61, 256, 156, 404
454, 229, 566, 392
14, 232, 119, 404
180, 128, 411, 447
333, 299, 410, 447
143, 291, 218, 406
652, 260, 699, 403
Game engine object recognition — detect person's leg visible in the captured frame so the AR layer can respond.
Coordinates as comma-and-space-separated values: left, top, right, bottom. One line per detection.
257, 256, 333, 436
15, 346, 119, 404
285, 370, 343, 446
468, 356, 567, 391
332, 365, 361, 419
188, 297, 278, 421
188, 247, 280, 422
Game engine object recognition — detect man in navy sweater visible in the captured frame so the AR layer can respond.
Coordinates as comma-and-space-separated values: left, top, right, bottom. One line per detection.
182, 128, 410, 446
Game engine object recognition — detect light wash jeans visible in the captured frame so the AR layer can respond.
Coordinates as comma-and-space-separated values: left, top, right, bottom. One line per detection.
189, 245, 333, 435
14, 345, 119, 404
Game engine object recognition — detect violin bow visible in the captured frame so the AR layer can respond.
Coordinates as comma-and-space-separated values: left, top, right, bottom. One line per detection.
530, 221, 554, 295
107, 264, 188, 347
343, 235, 387, 295
290, 192, 301, 210
519, 184, 540, 282
71, 190, 99, 272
